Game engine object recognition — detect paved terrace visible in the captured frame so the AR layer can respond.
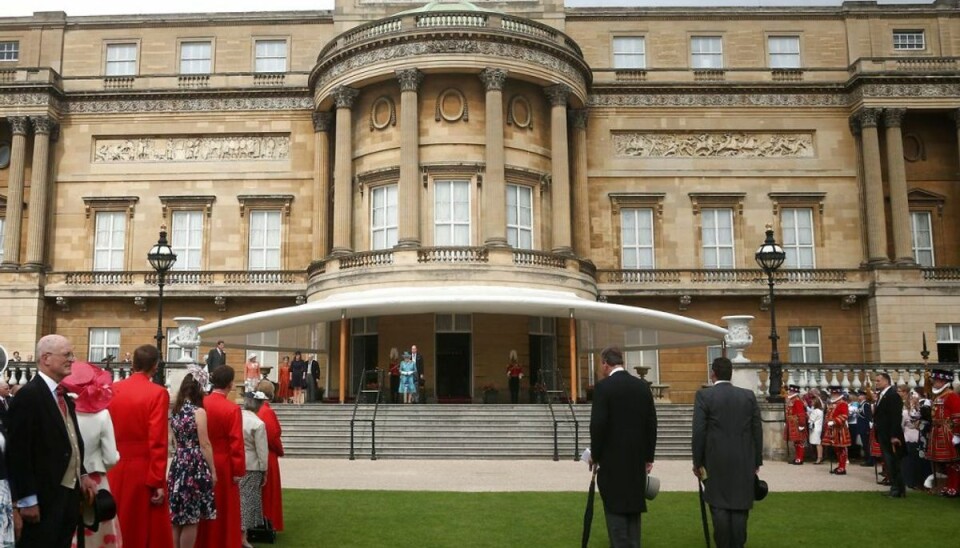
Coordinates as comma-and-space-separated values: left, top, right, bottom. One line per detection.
280, 458, 889, 493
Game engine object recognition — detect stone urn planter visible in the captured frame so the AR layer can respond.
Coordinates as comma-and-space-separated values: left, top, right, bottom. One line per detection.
721, 315, 754, 364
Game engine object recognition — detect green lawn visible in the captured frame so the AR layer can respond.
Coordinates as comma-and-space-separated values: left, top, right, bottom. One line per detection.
274, 489, 958, 547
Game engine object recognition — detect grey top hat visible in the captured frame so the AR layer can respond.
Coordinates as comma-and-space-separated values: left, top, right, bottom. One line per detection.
645, 475, 660, 500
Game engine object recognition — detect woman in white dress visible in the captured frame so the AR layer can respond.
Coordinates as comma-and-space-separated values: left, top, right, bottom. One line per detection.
808, 397, 824, 465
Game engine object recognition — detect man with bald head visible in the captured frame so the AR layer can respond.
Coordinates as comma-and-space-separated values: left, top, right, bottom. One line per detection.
6, 334, 96, 547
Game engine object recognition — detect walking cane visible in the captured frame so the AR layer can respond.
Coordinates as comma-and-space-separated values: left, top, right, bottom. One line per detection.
697, 480, 711, 548
581, 469, 598, 548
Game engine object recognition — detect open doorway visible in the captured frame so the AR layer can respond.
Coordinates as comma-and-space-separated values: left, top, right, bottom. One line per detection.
350, 318, 379, 398
435, 314, 472, 402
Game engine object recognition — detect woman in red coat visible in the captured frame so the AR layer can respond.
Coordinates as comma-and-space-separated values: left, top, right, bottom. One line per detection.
107, 345, 173, 548
256, 380, 284, 531
197, 366, 246, 548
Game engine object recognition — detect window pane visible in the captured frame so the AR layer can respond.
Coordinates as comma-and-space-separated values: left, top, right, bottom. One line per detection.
613, 37, 646, 69
180, 41, 212, 74
106, 44, 137, 76
248, 210, 281, 269
94, 211, 125, 271
255, 40, 287, 72
0, 41, 19, 61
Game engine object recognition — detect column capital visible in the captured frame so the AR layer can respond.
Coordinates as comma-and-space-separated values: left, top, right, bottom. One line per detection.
331, 86, 359, 109
30, 116, 55, 135
848, 114, 861, 136
856, 107, 882, 129
479, 68, 507, 92
312, 111, 333, 133
8, 116, 30, 135
544, 84, 571, 107
570, 109, 588, 130
883, 108, 906, 128
396, 68, 424, 92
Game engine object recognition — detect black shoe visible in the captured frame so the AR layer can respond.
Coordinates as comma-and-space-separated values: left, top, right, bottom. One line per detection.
859, 462, 874, 467
883, 491, 906, 498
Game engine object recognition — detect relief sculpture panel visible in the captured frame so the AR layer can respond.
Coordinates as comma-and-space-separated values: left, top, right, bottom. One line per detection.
612, 131, 814, 158
93, 134, 290, 163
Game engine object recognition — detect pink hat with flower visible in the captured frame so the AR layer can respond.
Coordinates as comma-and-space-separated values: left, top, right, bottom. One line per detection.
60, 361, 114, 413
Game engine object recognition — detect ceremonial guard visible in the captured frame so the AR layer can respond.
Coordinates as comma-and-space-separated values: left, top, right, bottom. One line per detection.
785, 385, 808, 465
926, 369, 960, 497
821, 386, 851, 475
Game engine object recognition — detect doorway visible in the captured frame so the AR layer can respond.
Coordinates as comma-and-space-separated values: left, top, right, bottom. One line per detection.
436, 333, 471, 401
350, 318, 379, 398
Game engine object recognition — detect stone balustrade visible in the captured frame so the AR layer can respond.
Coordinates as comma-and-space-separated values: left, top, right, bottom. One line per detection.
736, 363, 960, 397
3, 361, 135, 386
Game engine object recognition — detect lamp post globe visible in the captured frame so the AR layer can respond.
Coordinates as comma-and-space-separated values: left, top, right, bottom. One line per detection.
755, 226, 785, 402
148, 225, 177, 385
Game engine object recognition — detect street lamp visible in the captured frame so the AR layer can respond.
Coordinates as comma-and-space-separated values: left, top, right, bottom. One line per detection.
147, 225, 177, 385
755, 224, 786, 402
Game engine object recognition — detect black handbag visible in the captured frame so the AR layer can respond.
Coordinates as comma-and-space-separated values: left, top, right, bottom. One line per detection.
247, 517, 277, 544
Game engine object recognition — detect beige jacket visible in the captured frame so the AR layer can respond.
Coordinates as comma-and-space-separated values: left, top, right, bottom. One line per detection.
242, 409, 268, 472
76, 410, 120, 474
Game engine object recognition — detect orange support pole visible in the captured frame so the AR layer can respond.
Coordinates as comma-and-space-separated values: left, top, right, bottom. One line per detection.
339, 311, 348, 404
569, 311, 577, 403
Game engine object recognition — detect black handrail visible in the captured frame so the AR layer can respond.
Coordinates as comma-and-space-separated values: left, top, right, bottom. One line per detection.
349, 368, 383, 461
541, 367, 580, 462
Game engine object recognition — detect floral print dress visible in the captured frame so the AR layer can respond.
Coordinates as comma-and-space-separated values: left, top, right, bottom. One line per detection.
168, 402, 217, 525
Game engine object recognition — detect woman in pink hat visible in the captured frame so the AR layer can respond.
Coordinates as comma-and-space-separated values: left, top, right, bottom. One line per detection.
61, 361, 122, 548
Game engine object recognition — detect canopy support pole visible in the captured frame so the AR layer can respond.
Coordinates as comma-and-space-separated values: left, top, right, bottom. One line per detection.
339, 310, 347, 404
569, 310, 577, 403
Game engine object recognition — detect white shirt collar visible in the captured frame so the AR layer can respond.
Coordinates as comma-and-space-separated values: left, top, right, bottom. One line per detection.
713, 380, 731, 385
609, 366, 625, 375
878, 386, 890, 400
36, 370, 59, 398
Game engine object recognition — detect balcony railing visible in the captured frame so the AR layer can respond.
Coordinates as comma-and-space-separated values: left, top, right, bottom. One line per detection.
417, 247, 489, 263
4, 362, 135, 386
738, 362, 960, 397
47, 270, 307, 297
598, 268, 862, 285
922, 268, 960, 281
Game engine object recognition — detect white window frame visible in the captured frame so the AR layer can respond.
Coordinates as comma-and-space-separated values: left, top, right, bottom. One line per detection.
370, 184, 398, 250
911, 211, 935, 267
0, 41, 18, 62
768, 35, 800, 69
893, 30, 925, 51
88, 328, 120, 363
434, 180, 471, 246
691, 36, 723, 69
105, 43, 138, 76
788, 327, 822, 364
506, 184, 533, 249
701, 208, 735, 269
621, 207, 655, 269
613, 36, 646, 69
781, 207, 815, 269
180, 41, 212, 74
937, 324, 960, 343
170, 210, 203, 271
94, 211, 126, 271
254, 39, 287, 73
248, 210, 281, 270
625, 328, 659, 384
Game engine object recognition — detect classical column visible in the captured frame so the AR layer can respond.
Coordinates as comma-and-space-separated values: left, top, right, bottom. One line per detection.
570, 109, 589, 257
857, 108, 889, 265
883, 108, 914, 265
396, 69, 424, 249
312, 112, 333, 259
480, 68, 508, 248
331, 86, 359, 256
545, 84, 572, 255
24, 116, 55, 270
1, 117, 30, 269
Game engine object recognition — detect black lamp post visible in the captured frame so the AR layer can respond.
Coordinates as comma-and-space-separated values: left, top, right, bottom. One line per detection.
147, 225, 177, 385
755, 225, 786, 402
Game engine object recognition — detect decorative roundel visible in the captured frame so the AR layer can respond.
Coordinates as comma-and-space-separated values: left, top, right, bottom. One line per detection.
0, 141, 10, 169
370, 96, 396, 131
509, 95, 532, 129
435, 88, 468, 123
902, 133, 925, 162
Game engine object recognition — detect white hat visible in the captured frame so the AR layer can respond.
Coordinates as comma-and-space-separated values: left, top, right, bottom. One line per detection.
249, 353, 258, 360
244, 391, 269, 401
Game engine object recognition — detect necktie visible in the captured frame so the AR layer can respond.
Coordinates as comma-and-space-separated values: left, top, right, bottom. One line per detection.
56, 386, 68, 418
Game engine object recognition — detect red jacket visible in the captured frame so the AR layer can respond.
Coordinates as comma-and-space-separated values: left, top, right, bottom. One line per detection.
197, 391, 245, 548
107, 372, 173, 548
258, 402, 285, 531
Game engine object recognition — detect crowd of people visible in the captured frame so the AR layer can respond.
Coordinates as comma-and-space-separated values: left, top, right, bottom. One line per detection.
784, 369, 960, 497
0, 335, 286, 548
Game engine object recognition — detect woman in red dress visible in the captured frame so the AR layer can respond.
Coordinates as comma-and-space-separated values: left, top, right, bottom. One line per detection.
256, 380, 284, 531
276, 355, 291, 403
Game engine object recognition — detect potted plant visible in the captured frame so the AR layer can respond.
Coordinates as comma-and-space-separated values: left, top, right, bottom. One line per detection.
481, 383, 499, 404
532, 382, 547, 404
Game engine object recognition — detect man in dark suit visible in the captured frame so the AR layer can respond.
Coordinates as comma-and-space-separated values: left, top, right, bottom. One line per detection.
306, 353, 320, 402
588, 346, 657, 548
873, 372, 906, 497
205, 340, 227, 369
411, 345, 425, 404
692, 357, 762, 548
7, 334, 96, 547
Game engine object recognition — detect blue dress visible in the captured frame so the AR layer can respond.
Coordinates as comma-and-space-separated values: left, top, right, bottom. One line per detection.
168, 402, 217, 525
398, 359, 417, 394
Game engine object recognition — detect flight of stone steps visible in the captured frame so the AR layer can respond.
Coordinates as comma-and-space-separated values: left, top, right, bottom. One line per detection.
273, 403, 693, 460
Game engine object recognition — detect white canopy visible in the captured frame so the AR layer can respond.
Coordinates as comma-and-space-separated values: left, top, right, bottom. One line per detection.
198, 285, 727, 352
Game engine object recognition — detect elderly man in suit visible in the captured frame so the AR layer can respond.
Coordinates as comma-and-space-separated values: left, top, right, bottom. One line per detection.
205, 340, 227, 369
873, 372, 906, 497
692, 357, 763, 548
588, 346, 657, 548
6, 334, 96, 547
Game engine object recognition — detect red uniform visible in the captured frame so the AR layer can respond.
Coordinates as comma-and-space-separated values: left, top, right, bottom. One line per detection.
821, 397, 851, 473
257, 401, 285, 531
784, 394, 808, 463
107, 372, 173, 548
197, 392, 246, 548
928, 387, 960, 496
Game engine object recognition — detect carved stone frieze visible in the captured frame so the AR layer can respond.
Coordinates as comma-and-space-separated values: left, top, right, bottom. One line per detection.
93, 134, 290, 163
317, 40, 586, 92
0, 92, 58, 108
479, 68, 507, 92
612, 132, 815, 158
64, 95, 313, 114
857, 83, 960, 98
396, 68, 424, 92
588, 92, 848, 108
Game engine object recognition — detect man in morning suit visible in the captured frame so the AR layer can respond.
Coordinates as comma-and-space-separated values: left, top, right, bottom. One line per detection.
588, 346, 657, 548
873, 372, 906, 497
692, 357, 763, 548
6, 334, 96, 547
205, 340, 227, 369
411, 345, 425, 403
